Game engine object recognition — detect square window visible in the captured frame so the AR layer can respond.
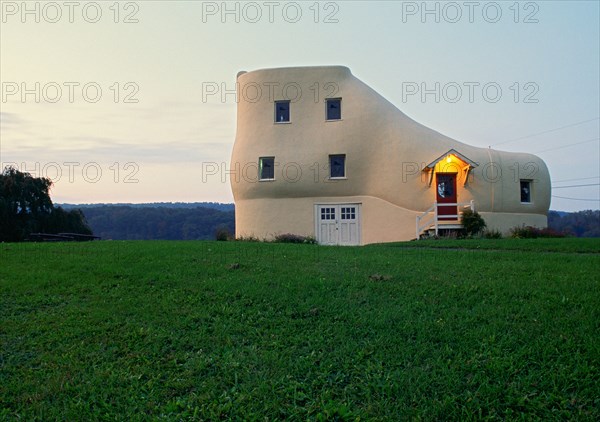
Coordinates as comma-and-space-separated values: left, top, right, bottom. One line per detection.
329, 154, 346, 178
520, 180, 531, 203
259, 157, 275, 180
341, 206, 356, 220
321, 207, 335, 220
326, 98, 341, 120
275, 101, 290, 123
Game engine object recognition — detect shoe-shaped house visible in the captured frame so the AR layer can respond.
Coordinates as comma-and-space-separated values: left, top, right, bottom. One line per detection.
231, 66, 550, 245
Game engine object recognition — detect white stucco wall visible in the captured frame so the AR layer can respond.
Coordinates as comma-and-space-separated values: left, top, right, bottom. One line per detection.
231, 66, 551, 243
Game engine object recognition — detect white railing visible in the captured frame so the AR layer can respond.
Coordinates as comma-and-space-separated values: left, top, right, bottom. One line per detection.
416, 200, 475, 238
416, 203, 437, 239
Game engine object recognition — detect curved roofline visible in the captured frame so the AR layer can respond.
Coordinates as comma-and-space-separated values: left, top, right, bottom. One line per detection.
237, 65, 351, 78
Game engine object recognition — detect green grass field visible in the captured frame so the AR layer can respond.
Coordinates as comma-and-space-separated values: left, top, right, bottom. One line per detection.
1, 239, 599, 420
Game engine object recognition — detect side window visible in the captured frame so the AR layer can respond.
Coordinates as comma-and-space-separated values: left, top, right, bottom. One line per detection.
520, 180, 532, 203
326, 98, 341, 120
275, 101, 290, 123
329, 154, 346, 178
259, 157, 275, 180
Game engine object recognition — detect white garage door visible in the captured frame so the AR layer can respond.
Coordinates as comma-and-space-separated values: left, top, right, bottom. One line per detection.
315, 204, 361, 246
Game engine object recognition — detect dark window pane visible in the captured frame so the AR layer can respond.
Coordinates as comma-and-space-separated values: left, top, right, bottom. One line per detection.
275, 101, 290, 122
326, 99, 341, 120
260, 157, 275, 180
341, 206, 356, 220
330, 155, 346, 178
520, 180, 531, 203
322, 207, 335, 220
437, 175, 454, 198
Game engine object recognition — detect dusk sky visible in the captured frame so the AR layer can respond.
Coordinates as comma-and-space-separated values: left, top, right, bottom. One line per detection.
1, 0, 598, 211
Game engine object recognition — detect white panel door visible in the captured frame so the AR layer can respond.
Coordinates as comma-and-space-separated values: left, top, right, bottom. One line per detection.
317, 206, 338, 245
338, 206, 359, 245
315, 204, 360, 245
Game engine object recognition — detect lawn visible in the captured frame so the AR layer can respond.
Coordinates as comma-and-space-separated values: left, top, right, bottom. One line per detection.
1, 239, 599, 420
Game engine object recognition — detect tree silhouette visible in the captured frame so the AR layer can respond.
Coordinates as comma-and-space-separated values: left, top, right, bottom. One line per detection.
0, 166, 92, 241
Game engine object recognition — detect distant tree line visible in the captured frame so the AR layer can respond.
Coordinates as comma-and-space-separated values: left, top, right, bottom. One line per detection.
3, 166, 596, 241
548, 210, 600, 237
80, 206, 235, 240
59, 202, 234, 212
79, 207, 598, 240
0, 167, 92, 242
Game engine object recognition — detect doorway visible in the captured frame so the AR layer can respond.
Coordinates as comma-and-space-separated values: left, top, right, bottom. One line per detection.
436, 174, 457, 220
315, 204, 361, 245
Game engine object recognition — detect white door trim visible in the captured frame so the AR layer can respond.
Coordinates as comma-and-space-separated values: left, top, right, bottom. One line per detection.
314, 203, 362, 246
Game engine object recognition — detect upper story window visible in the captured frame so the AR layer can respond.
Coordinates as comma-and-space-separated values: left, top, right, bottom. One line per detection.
275, 101, 290, 123
259, 157, 275, 180
520, 180, 532, 203
329, 154, 346, 178
326, 98, 341, 120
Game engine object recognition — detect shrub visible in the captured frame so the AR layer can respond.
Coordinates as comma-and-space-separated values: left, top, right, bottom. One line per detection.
236, 235, 260, 242
484, 229, 503, 239
461, 209, 487, 236
441, 230, 459, 239
214, 225, 231, 241
510, 225, 566, 238
273, 233, 317, 244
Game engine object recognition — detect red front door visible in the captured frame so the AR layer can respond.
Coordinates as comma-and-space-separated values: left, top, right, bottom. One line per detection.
436, 173, 457, 220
